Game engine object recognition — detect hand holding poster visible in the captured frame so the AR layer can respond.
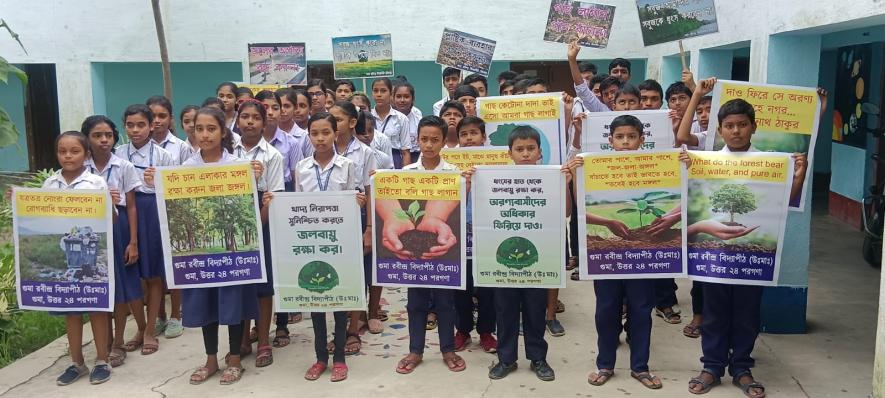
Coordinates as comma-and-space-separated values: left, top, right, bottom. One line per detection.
686, 151, 791, 286
248, 43, 307, 85
155, 163, 266, 289
577, 150, 686, 279
544, 1, 616, 48
581, 110, 673, 152
13, 189, 114, 312
478, 93, 566, 165
332, 34, 394, 79
636, 0, 718, 46
372, 171, 466, 289
708, 80, 821, 210
435, 28, 496, 76
472, 166, 567, 288
441, 147, 513, 170
268, 192, 365, 312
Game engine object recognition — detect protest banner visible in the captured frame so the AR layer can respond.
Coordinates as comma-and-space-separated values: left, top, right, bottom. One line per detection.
248, 42, 307, 85
435, 28, 497, 76
13, 189, 114, 312
441, 147, 513, 171
268, 192, 365, 312
155, 162, 266, 289
332, 34, 394, 79
543, 1, 616, 48
577, 150, 687, 279
686, 151, 791, 286
581, 109, 672, 152
636, 0, 718, 46
478, 93, 566, 165
372, 170, 466, 289
236, 83, 288, 96
708, 80, 821, 210
472, 166, 567, 288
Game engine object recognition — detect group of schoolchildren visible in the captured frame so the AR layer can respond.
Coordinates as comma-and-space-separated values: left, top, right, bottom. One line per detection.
14, 40, 830, 398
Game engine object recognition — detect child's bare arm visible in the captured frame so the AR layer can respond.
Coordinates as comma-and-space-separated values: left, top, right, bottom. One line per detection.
675, 77, 716, 147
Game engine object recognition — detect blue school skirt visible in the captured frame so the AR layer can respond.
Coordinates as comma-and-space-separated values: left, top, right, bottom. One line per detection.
134, 192, 165, 280
113, 205, 143, 304
256, 191, 274, 298
182, 285, 259, 327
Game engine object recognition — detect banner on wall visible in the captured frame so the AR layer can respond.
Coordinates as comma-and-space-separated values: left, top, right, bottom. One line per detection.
708, 80, 821, 210
686, 151, 791, 286
581, 110, 672, 152
577, 150, 687, 279
332, 34, 394, 79
435, 28, 497, 76
636, 0, 718, 46
248, 42, 307, 85
472, 166, 567, 288
477, 93, 566, 165
13, 189, 115, 312
268, 192, 366, 312
543, 1, 616, 48
155, 163, 266, 289
372, 170, 466, 289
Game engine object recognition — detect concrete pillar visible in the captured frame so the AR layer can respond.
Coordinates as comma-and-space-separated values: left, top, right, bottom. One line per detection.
56, 61, 94, 131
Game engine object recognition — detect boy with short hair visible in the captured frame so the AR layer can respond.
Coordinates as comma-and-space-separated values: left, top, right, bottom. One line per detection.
608, 58, 631, 83
638, 79, 664, 110
453, 85, 480, 117
334, 80, 356, 101
432, 67, 463, 116
612, 84, 642, 111
463, 74, 488, 97
499, 80, 516, 96
439, 101, 466, 148
579, 62, 597, 83
497, 70, 518, 87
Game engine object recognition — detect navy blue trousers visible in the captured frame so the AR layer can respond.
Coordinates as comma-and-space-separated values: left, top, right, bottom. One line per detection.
654, 278, 678, 309
494, 288, 547, 364
407, 288, 455, 354
691, 281, 705, 315
700, 283, 762, 377
455, 260, 495, 334
594, 279, 654, 372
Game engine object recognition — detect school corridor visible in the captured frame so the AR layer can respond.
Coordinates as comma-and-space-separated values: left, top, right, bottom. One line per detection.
0, 201, 875, 398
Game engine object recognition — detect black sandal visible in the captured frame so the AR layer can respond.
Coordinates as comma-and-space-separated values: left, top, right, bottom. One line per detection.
688, 369, 721, 395
732, 371, 766, 398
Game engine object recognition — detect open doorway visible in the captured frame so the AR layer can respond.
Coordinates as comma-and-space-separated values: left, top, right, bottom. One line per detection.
23, 64, 59, 171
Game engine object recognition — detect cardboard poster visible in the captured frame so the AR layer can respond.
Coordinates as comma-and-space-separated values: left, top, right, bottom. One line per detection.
248, 42, 307, 85
478, 93, 566, 165
332, 34, 394, 79
636, 0, 718, 46
544, 1, 616, 48
435, 28, 497, 76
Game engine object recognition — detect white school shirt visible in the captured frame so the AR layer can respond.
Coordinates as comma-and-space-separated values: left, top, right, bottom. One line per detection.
120, 141, 174, 194
370, 132, 394, 161
567, 97, 586, 160
266, 127, 305, 183
372, 107, 409, 151
287, 124, 313, 158
293, 154, 357, 192
85, 154, 142, 206
182, 149, 240, 166
232, 137, 286, 193
402, 158, 459, 172
335, 136, 377, 191
153, 130, 193, 165
43, 168, 109, 191
689, 129, 708, 151
371, 147, 395, 170
432, 96, 450, 117
405, 107, 422, 152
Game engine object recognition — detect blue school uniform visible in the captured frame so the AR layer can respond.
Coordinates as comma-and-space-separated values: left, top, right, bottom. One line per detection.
180, 151, 259, 327
494, 287, 547, 364
594, 279, 654, 372
86, 155, 144, 303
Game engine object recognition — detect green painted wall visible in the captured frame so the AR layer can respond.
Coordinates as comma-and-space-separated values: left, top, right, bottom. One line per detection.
0, 67, 28, 171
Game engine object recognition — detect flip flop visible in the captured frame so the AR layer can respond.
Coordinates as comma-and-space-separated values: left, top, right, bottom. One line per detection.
442, 352, 466, 372
396, 354, 422, 374
588, 369, 614, 386
631, 371, 663, 389
344, 334, 361, 355
273, 329, 290, 348
656, 307, 682, 324
683, 323, 701, 338
141, 341, 159, 356
122, 336, 143, 352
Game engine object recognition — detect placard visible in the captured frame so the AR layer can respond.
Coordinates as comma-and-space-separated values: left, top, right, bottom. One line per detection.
248, 42, 307, 85
478, 93, 566, 165
636, 0, 718, 46
581, 109, 672, 152
440, 147, 513, 170
332, 34, 394, 79
435, 28, 497, 76
544, 1, 616, 48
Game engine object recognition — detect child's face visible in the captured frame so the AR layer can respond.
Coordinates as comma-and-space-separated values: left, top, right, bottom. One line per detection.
667, 93, 691, 115
57, 136, 88, 173
610, 66, 630, 82
237, 106, 264, 139
351, 97, 370, 112
325, 93, 335, 110
640, 90, 662, 110
88, 123, 115, 155
278, 96, 294, 123
458, 124, 485, 147
148, 104, 171, 136
294, 94, 311, 124
329, 106, 356, 136
335, 84, 353, 101
500, 85, 514, 96
697, 102, 712, 131
469, 81, 487, 97
356, 120, 375, 146
125, 113, 152, 147
609, 126, 644, 151
581, 71, 594, 83
509, 137, 541, 165
394, 87, 414, 114
602, 86, 618, 109
614, 93, 640, 111
441, 108, 464, 134
308, 119, 337, 153
261, 99, 280, 128
458, 96, 477, 116
307, 86, 326, 113
526, 84, 547, 94
718, 114, 755, 150
418, 127, 445, 160
444, 75, 461, 95
194, 114, 224, 152
217, 87, 236, 112
372, 83, 391, 107
592, 83, 602, 99
181, 110, 197, 138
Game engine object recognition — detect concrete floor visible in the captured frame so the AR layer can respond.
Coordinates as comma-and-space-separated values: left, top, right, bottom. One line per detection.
0, 210, 877, 398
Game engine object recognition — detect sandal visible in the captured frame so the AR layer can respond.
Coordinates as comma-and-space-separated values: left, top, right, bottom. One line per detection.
425, 315, 438, 330
566, 256, 578, 270
331, 362, 348, 382
345, 334, 361, 355
273, 329, 290, 348
655, 307, 682, 324
570, 270, 580, 281
249, 326, 259, 343
555, 300, 565, 313
122, 335, 143, 352
683, 323, 701, 338
289, 313, 302, 324
109, 347, 126, 368
378, 310, 389, 322
396, 353, 422, 374
442, 352, 466, 372
631, 371, 663, 389
368, 318, 384, 334
189, 366, 218, 385
733, 371, 766, 398
588, 369, 614, 386
304, 362, 327, 381
141, 340, 159, 356
219, 366, 244, 385
255, 345, 273, 368
689, 369, 722, 395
